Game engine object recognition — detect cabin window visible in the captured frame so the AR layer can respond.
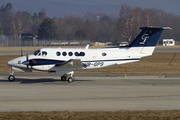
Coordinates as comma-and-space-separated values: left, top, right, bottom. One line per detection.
75, 52, 79, 56
62, 52, 67, 56
34, 50, 41, 56
68, 52, 73, 56
56, 51, 61, 56
80, 52, 85, 56
75, 52, 85, 56
102, 53, 107, 56
42, 51, 47, 56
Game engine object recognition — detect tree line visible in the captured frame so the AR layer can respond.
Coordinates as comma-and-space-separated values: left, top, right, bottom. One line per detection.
0, 3, 179, 45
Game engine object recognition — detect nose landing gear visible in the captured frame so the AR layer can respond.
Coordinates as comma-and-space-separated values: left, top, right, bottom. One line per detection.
8, 75, 15, 82
8, 69, 15, 82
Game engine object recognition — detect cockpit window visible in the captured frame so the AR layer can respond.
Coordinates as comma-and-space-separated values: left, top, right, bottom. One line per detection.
34, 50, 41, 56
42, 51, 47, 56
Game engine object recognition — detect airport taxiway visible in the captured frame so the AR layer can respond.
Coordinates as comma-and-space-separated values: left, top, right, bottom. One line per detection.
0, 72, 180, 111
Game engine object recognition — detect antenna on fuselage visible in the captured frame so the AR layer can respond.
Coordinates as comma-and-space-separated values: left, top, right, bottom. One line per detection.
85, 45, 89, 49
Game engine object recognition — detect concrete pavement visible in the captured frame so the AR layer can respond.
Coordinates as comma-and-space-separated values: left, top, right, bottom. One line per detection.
0, 73, 180, 111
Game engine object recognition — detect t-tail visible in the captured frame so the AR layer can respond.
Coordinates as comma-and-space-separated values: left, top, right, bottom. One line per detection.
127, 26, 172, 57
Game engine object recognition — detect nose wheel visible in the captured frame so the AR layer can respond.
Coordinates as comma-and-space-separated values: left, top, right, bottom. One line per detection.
8, 68, 15, 82
8, 75, 15, 82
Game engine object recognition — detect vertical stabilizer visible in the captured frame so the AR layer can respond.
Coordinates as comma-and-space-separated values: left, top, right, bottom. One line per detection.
128, 26, 172, 55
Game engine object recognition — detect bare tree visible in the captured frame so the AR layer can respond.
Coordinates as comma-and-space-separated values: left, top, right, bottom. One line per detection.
118, 3, 135, 42
7, 11, 29, 39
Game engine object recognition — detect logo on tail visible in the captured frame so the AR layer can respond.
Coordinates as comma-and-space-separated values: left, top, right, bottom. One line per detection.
139, 34, 149, 44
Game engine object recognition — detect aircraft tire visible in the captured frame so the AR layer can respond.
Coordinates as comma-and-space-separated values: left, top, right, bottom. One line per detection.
8, 75, 15, 82
68, 77, 74, 83
61, 75, 67, 81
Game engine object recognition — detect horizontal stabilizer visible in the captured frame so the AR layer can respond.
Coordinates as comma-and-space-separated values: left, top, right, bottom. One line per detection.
140, 26, 172, 30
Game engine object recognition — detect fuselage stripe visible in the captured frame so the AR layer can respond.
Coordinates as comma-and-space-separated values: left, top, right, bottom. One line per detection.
28, 58, 140, 66
82, 58, 140, 62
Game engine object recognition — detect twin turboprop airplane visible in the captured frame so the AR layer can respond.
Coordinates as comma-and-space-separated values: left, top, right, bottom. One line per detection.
7, 26, 171, 83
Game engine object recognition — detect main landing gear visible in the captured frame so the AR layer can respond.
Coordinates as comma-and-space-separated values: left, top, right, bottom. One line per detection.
61, 72, 75, 83
8, 69, 15, 82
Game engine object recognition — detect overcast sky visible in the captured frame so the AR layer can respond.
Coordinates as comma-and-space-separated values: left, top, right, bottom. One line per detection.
1, 0, 180, 17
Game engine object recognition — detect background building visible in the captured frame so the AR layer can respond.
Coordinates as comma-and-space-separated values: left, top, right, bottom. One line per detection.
158, 39, 175, 46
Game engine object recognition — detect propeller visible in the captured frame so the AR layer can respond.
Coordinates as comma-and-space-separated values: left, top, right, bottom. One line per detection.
22, 54, 30, 68
21, 48, 23, 56
26, 54, 29, 68
22, 53, 37, 69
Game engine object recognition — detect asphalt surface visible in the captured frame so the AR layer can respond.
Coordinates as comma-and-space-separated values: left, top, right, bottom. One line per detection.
0, 72, 180, 111
0, 47, 180, 111
0, 47, 180, 55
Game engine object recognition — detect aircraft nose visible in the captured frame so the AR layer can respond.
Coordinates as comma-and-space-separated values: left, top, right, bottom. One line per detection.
7, 60, 13, 66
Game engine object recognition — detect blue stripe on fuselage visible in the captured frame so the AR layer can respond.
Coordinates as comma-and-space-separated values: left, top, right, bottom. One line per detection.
29, 59, 65, 66
28, 58, 140, 66
82, 58, 140, 62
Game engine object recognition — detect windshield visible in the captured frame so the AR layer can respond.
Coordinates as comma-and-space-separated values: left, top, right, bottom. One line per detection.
34, 49, 41, 56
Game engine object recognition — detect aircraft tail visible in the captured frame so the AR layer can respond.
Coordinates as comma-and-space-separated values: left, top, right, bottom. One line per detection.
128, 26, 172, 56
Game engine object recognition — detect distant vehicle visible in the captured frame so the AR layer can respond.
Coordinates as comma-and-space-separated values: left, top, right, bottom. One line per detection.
7, 26, 171, 83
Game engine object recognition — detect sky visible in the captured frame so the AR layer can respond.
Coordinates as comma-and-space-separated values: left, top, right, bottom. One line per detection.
1, 0, 180, 17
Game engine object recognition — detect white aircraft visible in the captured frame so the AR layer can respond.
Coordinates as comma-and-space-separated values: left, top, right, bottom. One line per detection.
7, 26, 171, 83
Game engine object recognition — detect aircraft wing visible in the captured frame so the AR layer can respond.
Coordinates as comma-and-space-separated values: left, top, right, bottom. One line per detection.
55, 59, 83, 68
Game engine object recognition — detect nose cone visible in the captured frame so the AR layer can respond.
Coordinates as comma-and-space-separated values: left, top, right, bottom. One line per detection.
7, 60, 14, 66
7, 56, 27, 67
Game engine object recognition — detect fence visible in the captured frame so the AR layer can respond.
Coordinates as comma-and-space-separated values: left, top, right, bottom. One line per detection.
0, 38, 91, 47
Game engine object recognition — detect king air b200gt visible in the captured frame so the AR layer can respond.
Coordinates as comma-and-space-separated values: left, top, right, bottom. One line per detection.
7, 26, 171, 83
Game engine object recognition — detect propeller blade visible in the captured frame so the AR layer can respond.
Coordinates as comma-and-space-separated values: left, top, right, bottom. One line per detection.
21, 48, 23, 56
26, 54, 28, 61
26, 54, 29, 68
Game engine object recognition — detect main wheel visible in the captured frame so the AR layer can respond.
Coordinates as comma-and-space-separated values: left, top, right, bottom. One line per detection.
61, 75, 67, 81
68, 77, 74, 83
8, 75, 15, 82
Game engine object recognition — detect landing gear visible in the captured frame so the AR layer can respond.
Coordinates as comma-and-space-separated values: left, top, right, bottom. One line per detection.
8, 68, 15, 82
68, 77, 74, 83
61, 75, 67, 81
8, 75, 15, 82
61, 72, 75, 83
